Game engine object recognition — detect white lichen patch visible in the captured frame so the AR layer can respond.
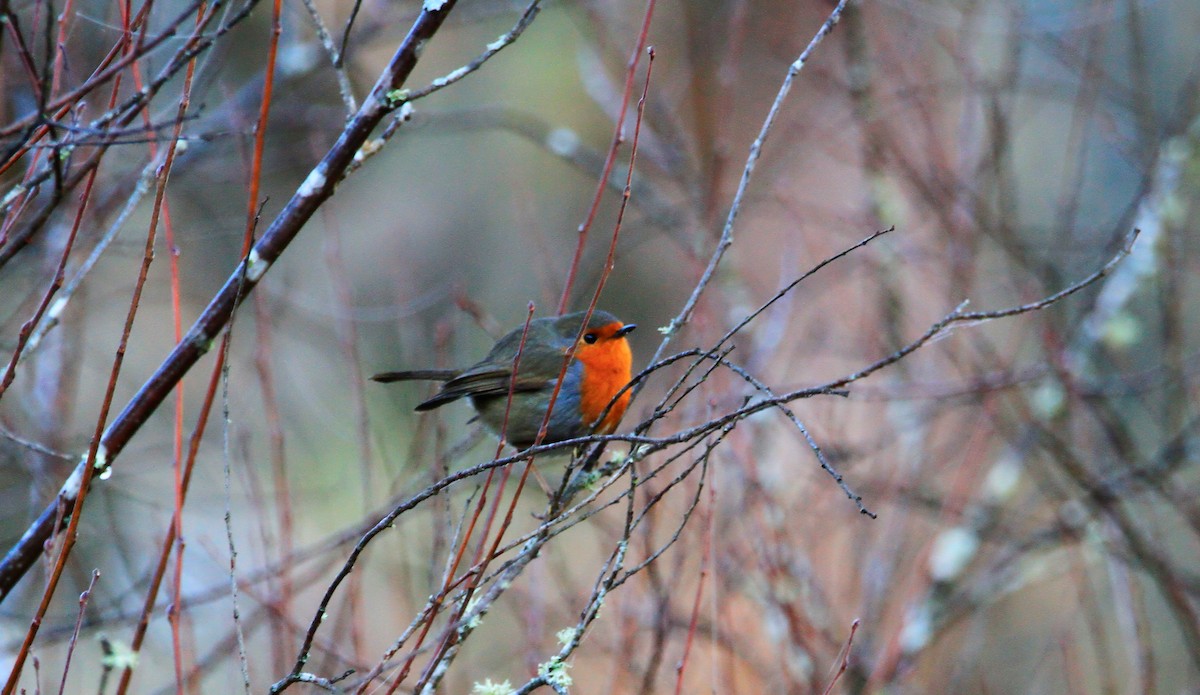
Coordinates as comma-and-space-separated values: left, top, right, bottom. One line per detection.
100, 637, 139, 670
297, 166, 327, 197
93, 443, 108, 470
63, 464, 86, 496
538, 658, 572, 689
2, 184, 26, 208
245, 249, 271, 283
385, 88, 409, 107
471, 679, 513, 695
355, 139, 384, 163
555, 627, 577, 648
48, 296, 69, 321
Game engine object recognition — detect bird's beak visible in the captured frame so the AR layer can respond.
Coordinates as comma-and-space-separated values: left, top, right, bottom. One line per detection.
616, 323, 637, 337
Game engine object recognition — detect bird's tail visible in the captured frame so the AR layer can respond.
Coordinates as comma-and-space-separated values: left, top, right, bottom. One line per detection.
370, 369, 457, 383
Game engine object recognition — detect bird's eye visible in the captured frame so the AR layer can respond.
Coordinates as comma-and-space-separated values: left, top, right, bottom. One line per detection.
583, 332, 598, 344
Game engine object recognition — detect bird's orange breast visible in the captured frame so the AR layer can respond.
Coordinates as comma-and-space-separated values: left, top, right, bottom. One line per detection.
575, 333, 633, 434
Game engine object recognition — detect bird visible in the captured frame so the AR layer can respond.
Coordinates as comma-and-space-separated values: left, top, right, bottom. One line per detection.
371, 310, 637, 449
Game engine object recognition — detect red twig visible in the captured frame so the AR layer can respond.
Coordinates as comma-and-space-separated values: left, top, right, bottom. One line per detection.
245, 0, 289, 672
556, 0, 657, 313
646, 0, 851, 369
673, 477, 714, 695
0, 10, 41, 99
55, 570, 99, 695
112, 0, 209, 680
390, 306, 539, 694
0, 145, 100, 400
3, 100, 182, 691
0, 0, 212, 140
820, 620, 861, 695
356, 306, 536, 692
114, 349, 229, 695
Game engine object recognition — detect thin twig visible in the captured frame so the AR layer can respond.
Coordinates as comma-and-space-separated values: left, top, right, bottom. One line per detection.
220, 262, 254, 692
0, 425, 74, 461
820, 619, 860, 695
56, 570, 100, 695
557, 0, 657, 312
115, 342, 229, 695
346, 0, 543, 176
647, 0, 851, 366
297, 0, 358, 113
24, 159, 157, 354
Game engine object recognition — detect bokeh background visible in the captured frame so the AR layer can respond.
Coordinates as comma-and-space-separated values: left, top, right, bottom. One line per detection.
2, 0, 1199, 692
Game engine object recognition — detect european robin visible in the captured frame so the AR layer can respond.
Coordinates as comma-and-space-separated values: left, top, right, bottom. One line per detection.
371, 310, 637, 449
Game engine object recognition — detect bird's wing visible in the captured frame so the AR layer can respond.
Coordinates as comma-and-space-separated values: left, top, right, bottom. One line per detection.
414, 317, 571, 411
370, 369, 458, 383
414, 366, 550, 411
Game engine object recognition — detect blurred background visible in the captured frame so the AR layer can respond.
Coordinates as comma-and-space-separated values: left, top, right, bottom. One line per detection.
2, 0, 1199, 691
